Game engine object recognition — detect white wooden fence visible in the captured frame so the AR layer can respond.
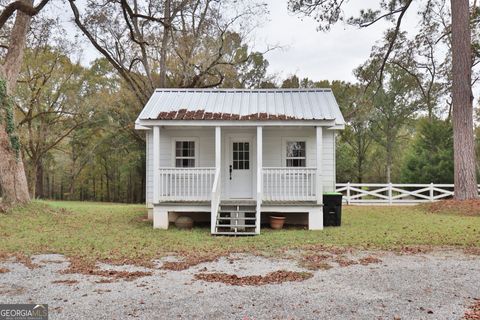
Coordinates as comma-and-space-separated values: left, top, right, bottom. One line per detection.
263, 167, 316, 201
335, 183, 480, 204
158, 168, 215, 201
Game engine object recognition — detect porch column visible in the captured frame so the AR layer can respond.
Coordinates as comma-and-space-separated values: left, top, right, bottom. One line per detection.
316, 126, 323, 205
153, 126, 160, 204
256, 126, 263, 234
215, 126, 221, 169
257, 126, 263, 200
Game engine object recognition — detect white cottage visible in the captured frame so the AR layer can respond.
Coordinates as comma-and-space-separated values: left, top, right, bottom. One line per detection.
135, 88, 345, 235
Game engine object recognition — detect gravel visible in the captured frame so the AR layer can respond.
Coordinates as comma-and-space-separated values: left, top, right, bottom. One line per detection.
0, 250, 479, 319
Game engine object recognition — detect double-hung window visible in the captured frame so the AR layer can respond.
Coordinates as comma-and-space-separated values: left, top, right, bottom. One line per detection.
286, 141, 306, 167
175, 140, 196, 167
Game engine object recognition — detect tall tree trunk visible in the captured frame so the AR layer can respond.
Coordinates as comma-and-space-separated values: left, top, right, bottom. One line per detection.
0, 1, 32, 206
451, 0, 478, 200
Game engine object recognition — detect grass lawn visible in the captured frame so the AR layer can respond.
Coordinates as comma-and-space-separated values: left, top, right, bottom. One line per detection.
0, 200, 479, 264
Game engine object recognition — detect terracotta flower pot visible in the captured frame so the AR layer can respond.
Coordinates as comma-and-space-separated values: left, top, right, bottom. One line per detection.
269, 215, 286, 230
175, 216, 194, 229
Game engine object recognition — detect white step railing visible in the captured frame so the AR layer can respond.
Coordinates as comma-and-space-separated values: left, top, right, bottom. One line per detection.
210, 168, 221, 234
335, 183, 480, 204
263, 167, 316, 201
158, 167, 215, 201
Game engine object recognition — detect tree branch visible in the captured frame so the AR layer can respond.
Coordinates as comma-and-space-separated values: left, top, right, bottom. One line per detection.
0, 0, 50, 29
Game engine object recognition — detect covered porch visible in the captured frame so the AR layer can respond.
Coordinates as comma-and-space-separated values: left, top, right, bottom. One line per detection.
149, 125, 328, 233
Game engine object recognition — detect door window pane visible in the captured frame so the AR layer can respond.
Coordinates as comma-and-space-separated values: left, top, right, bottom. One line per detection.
233, 142, 249, 170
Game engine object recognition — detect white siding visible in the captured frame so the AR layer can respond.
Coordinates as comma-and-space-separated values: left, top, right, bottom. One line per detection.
262, 127, 336, 192
158, 128, 215, 167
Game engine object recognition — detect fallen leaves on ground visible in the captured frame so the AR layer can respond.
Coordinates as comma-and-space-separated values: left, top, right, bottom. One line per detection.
424, 199, 480, 216
300, 250, 382, 270
358, 256, 383, 265
464, 247, 480, 256
52, 279, 79, 285
194, 270, 313, 286
397, 246, 432, 255
15, 254, 40, 269
0, 267, 9, 273
161, 253, 221, 271
62, 258, 152, 281
464, 298, 480, 320
335, 258, 358, 267
300, 254, 332, 270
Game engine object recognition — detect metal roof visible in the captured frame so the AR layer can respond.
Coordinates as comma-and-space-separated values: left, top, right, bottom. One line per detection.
137, 88, 345, 125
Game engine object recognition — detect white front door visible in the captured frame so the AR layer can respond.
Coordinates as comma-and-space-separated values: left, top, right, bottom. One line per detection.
227, 136, 254, 199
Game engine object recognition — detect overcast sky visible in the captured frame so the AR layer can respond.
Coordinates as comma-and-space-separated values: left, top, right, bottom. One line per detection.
255, 0, 415, 82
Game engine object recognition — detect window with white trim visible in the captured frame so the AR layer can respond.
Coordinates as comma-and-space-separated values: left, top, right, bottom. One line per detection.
286, 141, 306, 167
175, 140, 196, 167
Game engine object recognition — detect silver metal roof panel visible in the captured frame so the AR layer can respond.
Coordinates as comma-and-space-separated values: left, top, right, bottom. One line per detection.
137, 88, 345, 125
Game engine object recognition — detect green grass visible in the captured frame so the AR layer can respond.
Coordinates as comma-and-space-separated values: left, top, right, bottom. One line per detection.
0, 201, 479, 263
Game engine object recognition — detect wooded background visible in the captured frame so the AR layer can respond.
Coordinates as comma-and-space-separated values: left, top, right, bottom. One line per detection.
1, 0, 479, 204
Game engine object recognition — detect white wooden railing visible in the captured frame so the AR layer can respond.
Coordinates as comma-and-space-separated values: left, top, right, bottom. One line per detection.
335, 183, 480, 204
158, 167, 215, 201
210, 168, 221, 233
262, 167, 316, 201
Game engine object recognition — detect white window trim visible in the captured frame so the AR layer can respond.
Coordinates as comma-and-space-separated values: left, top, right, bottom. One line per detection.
171, 137, 199, 167
281, 137, 308, 168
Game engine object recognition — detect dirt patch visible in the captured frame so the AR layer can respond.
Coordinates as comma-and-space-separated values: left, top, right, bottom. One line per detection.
62, 258, 152, 281
194, 270, 313, 286
424, 199, 480, 216
161, 254, 220, 271
52, 279, 79, 285
464, 298, 480, 319
0, 267, 9, 273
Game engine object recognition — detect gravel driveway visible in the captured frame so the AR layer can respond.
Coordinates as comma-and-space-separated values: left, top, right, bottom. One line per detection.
0, 250, 479, 319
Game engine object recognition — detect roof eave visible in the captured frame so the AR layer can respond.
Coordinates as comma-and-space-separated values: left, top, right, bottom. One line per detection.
135, 118, 339, 128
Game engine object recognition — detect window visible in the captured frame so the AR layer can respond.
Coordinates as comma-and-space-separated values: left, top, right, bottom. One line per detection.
286, 141, 306, 167
232, 142, 249, 170
175, 141, 195, 167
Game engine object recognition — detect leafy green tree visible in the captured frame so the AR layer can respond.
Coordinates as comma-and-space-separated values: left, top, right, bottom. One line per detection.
401, 118, 454, 183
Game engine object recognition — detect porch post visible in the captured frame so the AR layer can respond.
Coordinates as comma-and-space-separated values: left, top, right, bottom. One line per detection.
153, 126, 160, 204
257, 126, 263, 199
215, 126, 221, 169
316, 126, 323, 205
256, 126, 263, 234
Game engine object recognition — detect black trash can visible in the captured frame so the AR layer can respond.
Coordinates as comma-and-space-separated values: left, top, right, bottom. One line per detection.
323, 192, 343, 227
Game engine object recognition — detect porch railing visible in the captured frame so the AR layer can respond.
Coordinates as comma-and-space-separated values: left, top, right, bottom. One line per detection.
158, 167, 216, 201
262, 167, 317, 201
